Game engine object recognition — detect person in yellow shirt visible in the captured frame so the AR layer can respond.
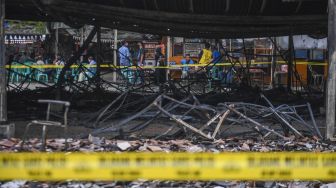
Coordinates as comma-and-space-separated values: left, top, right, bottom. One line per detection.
198, 43, 212, 64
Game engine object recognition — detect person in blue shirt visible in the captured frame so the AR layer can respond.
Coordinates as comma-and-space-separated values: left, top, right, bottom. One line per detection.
118, 40, 131, 66
87, 56, 96, 77
180, 54, 194, 79
209, 46, 223, 80
118, 40, 132, 82
212, 47, 221, 64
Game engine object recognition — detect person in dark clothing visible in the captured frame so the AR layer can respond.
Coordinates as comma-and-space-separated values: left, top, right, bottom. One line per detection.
6, 55, 14, 65
137, 42, 145, 66
155, 46, 163, 65
135, 42, 145, 84
155, 55, 166, 84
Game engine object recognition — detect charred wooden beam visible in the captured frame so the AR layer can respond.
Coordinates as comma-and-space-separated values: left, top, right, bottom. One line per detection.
287, 34, 294, 92
295, 0, 303, 13
54, 5, 326, 32
142, 0, 147, 9
225, 0, 231, 12
96, 25, 101, 89
260, 0, 267, 14
51, 1, 327, 26
119, 0, 125, 7
153, 0, 159, 10
247, 0, 253, 15
188, 0, 194, 13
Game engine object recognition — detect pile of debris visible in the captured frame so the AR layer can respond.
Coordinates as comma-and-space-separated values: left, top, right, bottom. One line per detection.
0, 180, 331, 188
1, 138, 336, 188
90, 93, 322, 140
1, 136, 334, 153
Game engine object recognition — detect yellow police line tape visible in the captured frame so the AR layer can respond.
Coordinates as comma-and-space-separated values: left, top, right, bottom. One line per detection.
3, 61, 328, 69
0, 152, 335, 181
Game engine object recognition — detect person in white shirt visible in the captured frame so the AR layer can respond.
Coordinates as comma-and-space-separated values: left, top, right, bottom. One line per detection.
36, 56, 44, 65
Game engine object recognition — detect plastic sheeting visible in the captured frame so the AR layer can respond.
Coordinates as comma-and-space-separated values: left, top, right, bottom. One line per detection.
278, 35, 327, 49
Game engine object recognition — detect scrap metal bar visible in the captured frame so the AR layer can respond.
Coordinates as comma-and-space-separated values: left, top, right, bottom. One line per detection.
154, 102, 212, 139
223, 104, 287, 139
212, 106, 232, 139
307, 102, 323, 138
261, 94, 303, 137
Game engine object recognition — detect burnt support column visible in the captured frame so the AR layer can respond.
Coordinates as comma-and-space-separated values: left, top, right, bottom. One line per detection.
326, 0, 336, 139
166, 36, 171, 81
55, 24, 59, 56
270, 37, 277, 88
0, 0, 13, 138
0, 0, 7, 123
96, 26, 101, 80
113, 29, 118, 82
287, 34, 294, 92
80, 27, 84, 62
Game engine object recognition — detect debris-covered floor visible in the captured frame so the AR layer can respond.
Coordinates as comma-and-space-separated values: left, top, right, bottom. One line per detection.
1, 137, 336, 188
2, 87, 335, 187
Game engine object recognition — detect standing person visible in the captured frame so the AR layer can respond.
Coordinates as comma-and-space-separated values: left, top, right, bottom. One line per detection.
196, 43, 212, 81
118, 40, 132, 82
198, 43, 212, 65
155, 42, 165, 66
156, 55, 166, 84
53, 55, 65, 65
19, 52, 29, 63
118, 40, 131, 66
180, 54, 194, 79
136, 42, 145, 84
87, 56, 97, 77
154, 42, 165, 84
210, 46, 222, 79
212, 46, 221, 64
53, 55, 65, 82
36, 56, 45, 65
137, 42, 145, 66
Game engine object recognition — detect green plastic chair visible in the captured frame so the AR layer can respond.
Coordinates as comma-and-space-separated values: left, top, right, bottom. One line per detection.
21, 62, 34, 81
208, 66, 221, 89
36, 65, 49, 83
71, 67, 79, 81
10, 62, 20, 83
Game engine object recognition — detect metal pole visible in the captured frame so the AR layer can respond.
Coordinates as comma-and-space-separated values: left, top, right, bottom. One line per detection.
229, 39, 232, 52
55, 24, 59, 56
270, 37, 277, 88
326, 0, 336, 139
113, 29, 117, 82
287, 34, 293, 92
80, 27, 84, 62
166, 36, 171, 81
96, 26, 101, 79
0, 0, 7, 123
